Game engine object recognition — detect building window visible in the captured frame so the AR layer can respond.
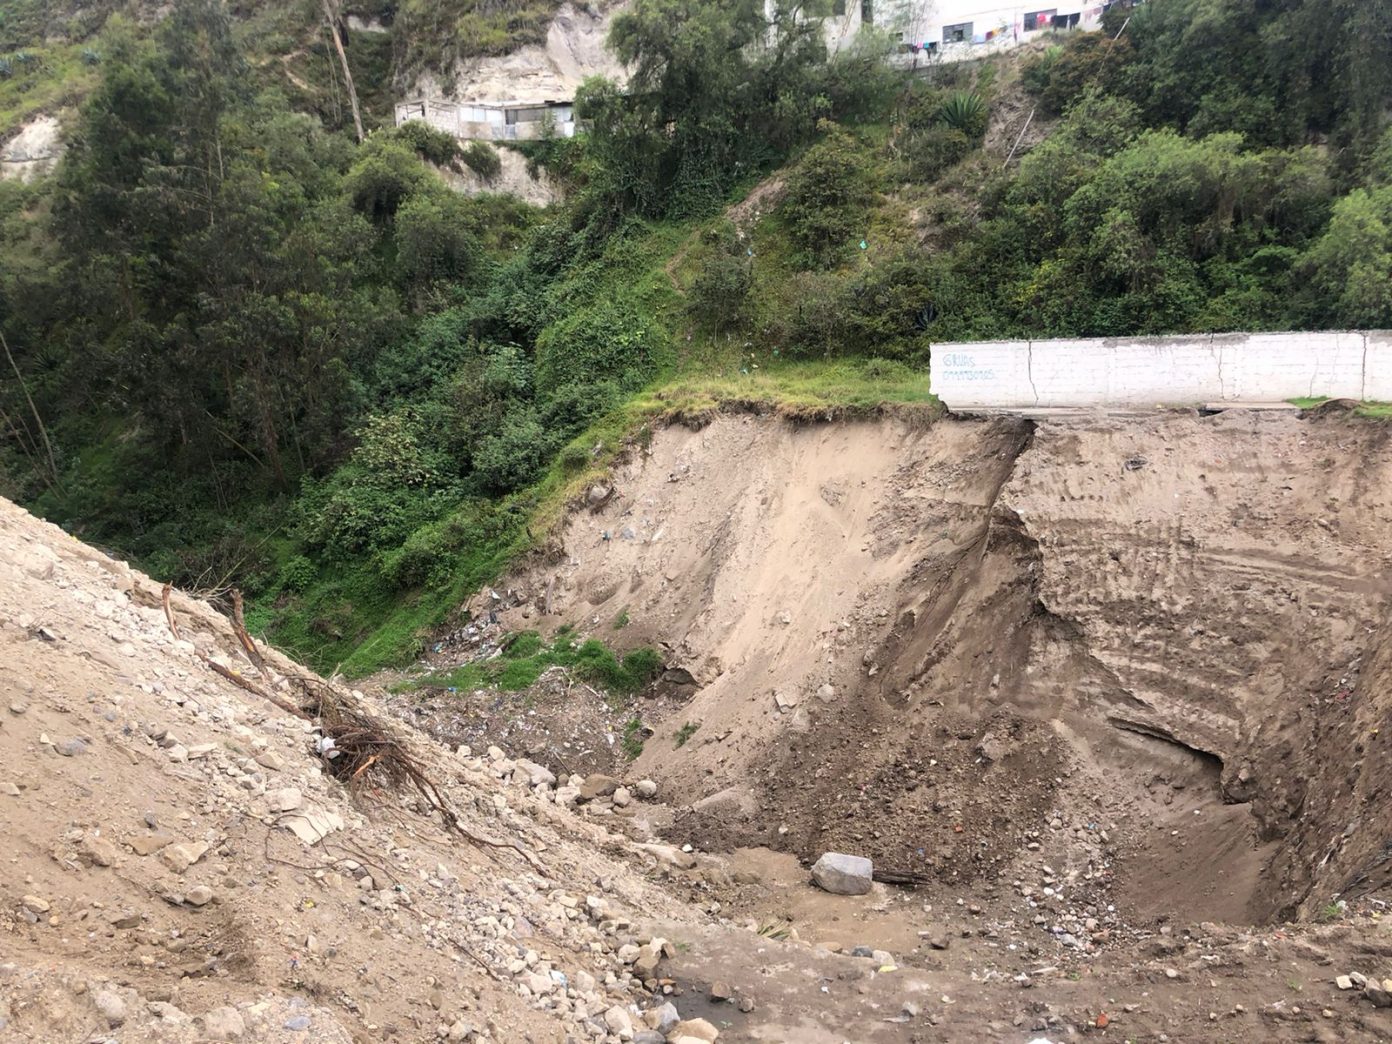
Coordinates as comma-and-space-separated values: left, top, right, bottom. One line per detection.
1023, 9, 1057, 30
942, 21, 972, 43
860, 0, 872, 26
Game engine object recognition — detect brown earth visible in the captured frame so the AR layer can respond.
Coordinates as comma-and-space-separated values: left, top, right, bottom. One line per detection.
10, 404, 1392, 1044
458, 406, 1392, 1039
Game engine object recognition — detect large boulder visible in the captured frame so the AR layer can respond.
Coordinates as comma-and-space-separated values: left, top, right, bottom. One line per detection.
811, 852, 873, 896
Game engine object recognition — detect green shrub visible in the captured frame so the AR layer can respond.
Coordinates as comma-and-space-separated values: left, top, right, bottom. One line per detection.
395, 192, 483, 293
279, 554, 317, 593
937, 91, 988, 141
344, 140, 431, 219
393, 120, 461, 167
901, 125, 972, 181
776, 270, 853, 356
621, 717, 645, 759
461, 140, 502, 179
781, 124, 877, 268
534, 300, 670, 395
472, 410, 551, 492
687, 222, 753, 332
557, 442, 591, 473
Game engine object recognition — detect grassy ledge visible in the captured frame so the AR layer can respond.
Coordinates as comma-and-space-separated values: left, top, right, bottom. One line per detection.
1289, 397, 1392, 419
260, 356, 936, 680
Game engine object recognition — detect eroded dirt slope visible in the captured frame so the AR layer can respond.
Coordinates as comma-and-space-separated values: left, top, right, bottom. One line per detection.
497, 408, 1392, 932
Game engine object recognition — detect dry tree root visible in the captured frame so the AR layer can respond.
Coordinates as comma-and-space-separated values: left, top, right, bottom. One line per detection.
163, 585, 547, 875
873, 868, 932, 888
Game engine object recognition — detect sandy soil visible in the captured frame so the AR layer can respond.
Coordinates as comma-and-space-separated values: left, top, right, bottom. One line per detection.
10, 404, 1392, 1044
464, 405, 1392, 1040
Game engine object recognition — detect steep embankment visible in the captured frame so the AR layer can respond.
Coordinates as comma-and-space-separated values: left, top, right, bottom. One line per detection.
0, 494, 741, 1044
495, 407, 1392, 926
10, 415, 1392, 1042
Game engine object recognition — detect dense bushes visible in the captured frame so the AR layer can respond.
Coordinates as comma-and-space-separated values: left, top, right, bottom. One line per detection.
534, 298, 670, 394
781, 124, 877, 269
3, 0, 1392, 679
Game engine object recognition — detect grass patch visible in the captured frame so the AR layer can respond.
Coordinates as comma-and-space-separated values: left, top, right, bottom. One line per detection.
0, 43, 96, 139
621, 716, 645, 760
674, 721, 700, 748
398, 630, 663, 704
613, 607, 630, 630
1289, 396, 1392, 419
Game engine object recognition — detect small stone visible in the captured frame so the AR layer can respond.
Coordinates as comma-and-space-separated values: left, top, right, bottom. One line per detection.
80, 834, 120, 867
737, 996, 755, 1013
283, 1014, 311, 1031
634, 1033, 666, 1044
604, 1005, 634, 1036
811, 852, 873, 896
635, 779, 658, 799
268, 788, 303, 812
200, 1005, 245, 1039
128, 833, 174, 856
109, 912, 141, 929
255, 751, 285, 771
94, 989, 126, 1027
160, 841, 209, 874
56, 738, 87, 757
670, 1018, 719, 1042
186, 885, 214, 907
187, 743, 217, 759
0, 783, 21, 797
447, 1020, 474, 1042
21, 895, 50, 914
1336, 975, 1354, 990
709, 981, 733, 1002
578, 774, 621, 802
613, 786, 632, 808
1164, 967, 1180, 980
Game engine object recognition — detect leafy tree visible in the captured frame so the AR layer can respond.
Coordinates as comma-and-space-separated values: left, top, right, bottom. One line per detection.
781, 123, 877, 268
1300, 188, 1392, 327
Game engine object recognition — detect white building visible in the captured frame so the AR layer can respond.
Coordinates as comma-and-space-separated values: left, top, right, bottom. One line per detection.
822, 0, 1111, 61
394, 98, 577, 142
395, 1, 1115, 141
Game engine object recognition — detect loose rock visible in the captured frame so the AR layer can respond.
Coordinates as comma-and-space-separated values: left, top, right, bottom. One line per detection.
811, 852, 873, 896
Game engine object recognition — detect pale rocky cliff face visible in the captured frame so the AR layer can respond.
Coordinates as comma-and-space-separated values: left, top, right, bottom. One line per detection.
0, 114, 64, 182
408, 1, 629, 104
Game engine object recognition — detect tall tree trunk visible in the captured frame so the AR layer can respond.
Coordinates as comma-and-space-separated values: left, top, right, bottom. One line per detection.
1, 331, 60, 491
322, 0, 365, 143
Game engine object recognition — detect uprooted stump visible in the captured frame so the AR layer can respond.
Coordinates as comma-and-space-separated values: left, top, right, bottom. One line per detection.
165, 584, 547, 874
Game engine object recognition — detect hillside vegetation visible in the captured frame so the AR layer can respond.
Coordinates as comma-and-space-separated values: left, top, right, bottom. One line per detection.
1, 0, 1390, 675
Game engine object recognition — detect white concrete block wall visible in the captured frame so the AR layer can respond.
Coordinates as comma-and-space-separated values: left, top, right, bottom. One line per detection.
931, 332, 1392, 408
1218, 332, 1363, 402
1365, 332, 1392, 402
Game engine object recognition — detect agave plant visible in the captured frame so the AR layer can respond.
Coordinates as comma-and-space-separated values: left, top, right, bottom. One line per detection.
937, 90, 988, 136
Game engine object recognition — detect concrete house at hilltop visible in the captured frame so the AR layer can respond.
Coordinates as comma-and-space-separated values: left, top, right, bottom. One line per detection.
395, 0, 1111, 142
818, 0, 1110, 58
